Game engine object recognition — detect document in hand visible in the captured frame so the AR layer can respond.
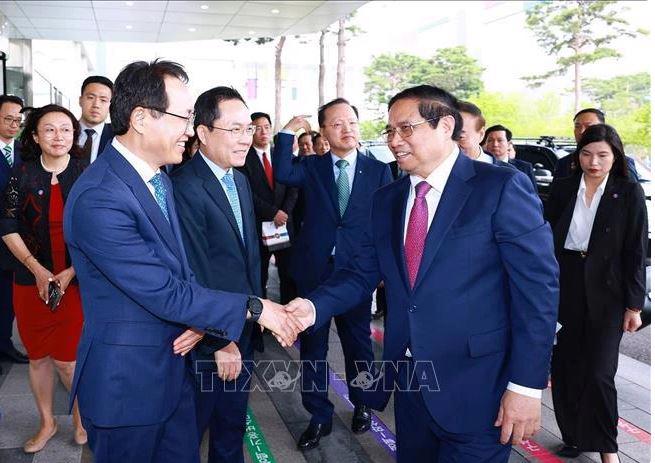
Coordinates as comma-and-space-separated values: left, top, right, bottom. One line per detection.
262, 221, 291, 251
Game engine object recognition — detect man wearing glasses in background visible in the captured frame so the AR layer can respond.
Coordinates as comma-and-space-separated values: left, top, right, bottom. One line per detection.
272, 98, 392, 450
0, 94, 29, 368
237, 112, 298, 305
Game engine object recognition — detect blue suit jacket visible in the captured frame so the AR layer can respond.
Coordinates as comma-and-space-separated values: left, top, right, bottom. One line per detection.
308, 152, 559, 433
508, 158, 538, 192
272, 132, 393, 293
64, 144, 250, 427
172, 153, 263, 363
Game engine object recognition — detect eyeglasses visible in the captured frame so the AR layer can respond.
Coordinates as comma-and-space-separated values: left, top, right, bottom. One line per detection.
143, 107, 195, 132
208, 125, 256, 138
254, 125, 271, 133
382, 118, 438, 142
2, 116, 22, 127
327, 120, 358, 131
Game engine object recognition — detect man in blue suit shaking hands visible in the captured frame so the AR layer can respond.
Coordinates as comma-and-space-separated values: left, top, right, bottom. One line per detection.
286, 85, 559, 462
63, 60, 300, 463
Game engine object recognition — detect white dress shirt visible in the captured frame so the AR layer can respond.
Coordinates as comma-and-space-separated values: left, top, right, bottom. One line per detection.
0, 138, 15, 165
79, 120, 106, 163
253, 144, 272, 168
564, 174, 609, 252
473, 147, 494, 164
112, 138, 159, 201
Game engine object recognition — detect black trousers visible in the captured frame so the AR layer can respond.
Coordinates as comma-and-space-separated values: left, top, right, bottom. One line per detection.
259, 245, 296, 304
551, 251, 624, 453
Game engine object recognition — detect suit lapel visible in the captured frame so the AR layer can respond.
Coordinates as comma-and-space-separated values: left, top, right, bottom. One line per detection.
105, 147, 183, 263
391, 177, 411, 293
553, 178, 579, 251
413, 154, 474, 290
162, 172, 191, 279
343, 152, 367, 218
586, 175, 616, 255
318, 153, 340, 220
248, 147, 273, 193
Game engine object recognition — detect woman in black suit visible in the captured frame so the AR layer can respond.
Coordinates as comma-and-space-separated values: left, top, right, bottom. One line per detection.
545, 124, 647, 463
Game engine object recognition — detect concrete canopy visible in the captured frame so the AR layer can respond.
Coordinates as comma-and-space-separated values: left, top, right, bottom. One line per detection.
0, 1, 367, 42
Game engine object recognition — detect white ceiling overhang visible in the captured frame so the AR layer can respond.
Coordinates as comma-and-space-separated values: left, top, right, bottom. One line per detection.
0, 0, 367, 42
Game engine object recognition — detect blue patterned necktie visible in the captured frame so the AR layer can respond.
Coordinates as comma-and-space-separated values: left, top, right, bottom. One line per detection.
336, 159, 350, 217
3, 144, 12, 167
148, 172, 170, 223
221, 171, 244, 242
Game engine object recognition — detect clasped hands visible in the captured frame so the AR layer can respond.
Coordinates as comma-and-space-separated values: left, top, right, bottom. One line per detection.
255, 297, 316, 347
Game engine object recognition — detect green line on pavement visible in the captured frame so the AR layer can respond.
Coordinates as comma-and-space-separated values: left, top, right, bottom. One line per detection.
244, 407, 276, 463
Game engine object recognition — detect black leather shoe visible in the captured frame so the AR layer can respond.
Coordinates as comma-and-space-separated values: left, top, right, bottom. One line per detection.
0, 345, 28, 364
556, 445, 581, 458
351, 405, 371, 434
297, 422, 332, 450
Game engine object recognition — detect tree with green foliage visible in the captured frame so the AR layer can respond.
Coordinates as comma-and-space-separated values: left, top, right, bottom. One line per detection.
584, 72, 650, 112
363, 46, 484, 116
524, 0, 647, 112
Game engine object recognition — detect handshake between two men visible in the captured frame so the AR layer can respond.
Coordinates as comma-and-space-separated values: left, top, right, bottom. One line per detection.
254, 297, 318, 347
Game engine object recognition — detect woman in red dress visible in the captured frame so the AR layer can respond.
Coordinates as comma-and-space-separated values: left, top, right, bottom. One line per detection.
0, 105, 87, 453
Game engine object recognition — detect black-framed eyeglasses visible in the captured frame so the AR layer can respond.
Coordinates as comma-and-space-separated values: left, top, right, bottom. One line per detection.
143, 107, 195, 132
208, 124, 256, 138
381, 118, 438, 142
2, 116, 22, 127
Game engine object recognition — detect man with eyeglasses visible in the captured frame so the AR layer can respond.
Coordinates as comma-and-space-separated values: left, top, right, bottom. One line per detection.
284, 85, 559, 462
63, 60, 301, 463
273, 98, 393, 450
0, 94, 29, 368
78, 76, 114, 164
237, 112, 298, 306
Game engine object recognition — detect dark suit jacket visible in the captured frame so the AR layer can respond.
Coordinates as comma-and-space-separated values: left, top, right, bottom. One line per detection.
509, 158, 538, 192
172, 153, 263, 363
272, 132, 393, 294
554, 151, 640, 182
308, 152, 559, 433
237, 146, 298, 241
0, 140, 23, 270
545, 173, 647, 321
64, 144, 248, 427
80, 123, 114, 164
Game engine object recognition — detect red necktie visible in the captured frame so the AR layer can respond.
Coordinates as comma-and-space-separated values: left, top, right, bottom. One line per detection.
405, 181, 431, 288
262, 152, 274, 189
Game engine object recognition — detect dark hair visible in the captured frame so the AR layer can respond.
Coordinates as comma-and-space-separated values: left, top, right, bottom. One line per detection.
312, 131, 324, 144
388, 85, 462, 141
194, 86, 246, 131
298, 131, 312, 143
318, 98, 359, 127
482, 124, 513, 144
573, 108, 605, 123
109, 59, 188, 136
0, 95, 24, 112
457, 100, 486, 131
19, 104, 82, 161
81, 75, 114, 96
250, 112, 271, 125
574, 124, 628, 178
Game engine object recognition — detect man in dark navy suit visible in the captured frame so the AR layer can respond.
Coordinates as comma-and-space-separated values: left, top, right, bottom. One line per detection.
273, 99, 393, 450
286, 85, 559, 462
172, 87, 263, 463
78, 75, 115, 164
0, 94, 28, 366
483, 124, 538, 192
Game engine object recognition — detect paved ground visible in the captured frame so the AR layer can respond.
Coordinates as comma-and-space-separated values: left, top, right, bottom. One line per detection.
0, 264, 650, 462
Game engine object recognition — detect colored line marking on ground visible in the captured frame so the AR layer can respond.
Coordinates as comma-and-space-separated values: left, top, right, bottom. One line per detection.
244, 408, 276, 463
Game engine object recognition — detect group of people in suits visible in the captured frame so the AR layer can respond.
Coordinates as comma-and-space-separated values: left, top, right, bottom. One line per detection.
0, 56, 647, 463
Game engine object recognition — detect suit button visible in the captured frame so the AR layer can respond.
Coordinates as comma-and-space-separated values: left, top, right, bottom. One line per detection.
409, 305, 417, 313
605, 227, 611, 232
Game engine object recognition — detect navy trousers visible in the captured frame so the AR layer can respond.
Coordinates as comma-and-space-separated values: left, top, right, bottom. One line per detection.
394, 359, 512, 463
0, 270, 14, 351
82, 374, 200, 463
194, 350, 253, 463
299, 297, 374, 424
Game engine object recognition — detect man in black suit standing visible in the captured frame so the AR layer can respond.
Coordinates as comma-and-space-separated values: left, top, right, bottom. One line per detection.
0, 94, 28, 367
483, 124, 538, 192
238, 112, 298, 304
172, 87, 263, 463
78, 75, 114, 164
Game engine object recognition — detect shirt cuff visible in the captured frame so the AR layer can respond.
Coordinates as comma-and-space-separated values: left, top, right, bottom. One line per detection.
507, 382, 542, 399
280, 129, 294, 135
304, 298, 317, 326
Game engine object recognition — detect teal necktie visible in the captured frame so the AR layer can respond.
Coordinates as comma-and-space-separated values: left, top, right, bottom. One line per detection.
221, 171, 244, 242
148, 172, 170, 223
3, 145, 12, 167
336, 159, 350, 217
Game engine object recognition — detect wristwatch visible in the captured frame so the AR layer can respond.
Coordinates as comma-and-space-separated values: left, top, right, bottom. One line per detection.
247, 296, 263, 322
